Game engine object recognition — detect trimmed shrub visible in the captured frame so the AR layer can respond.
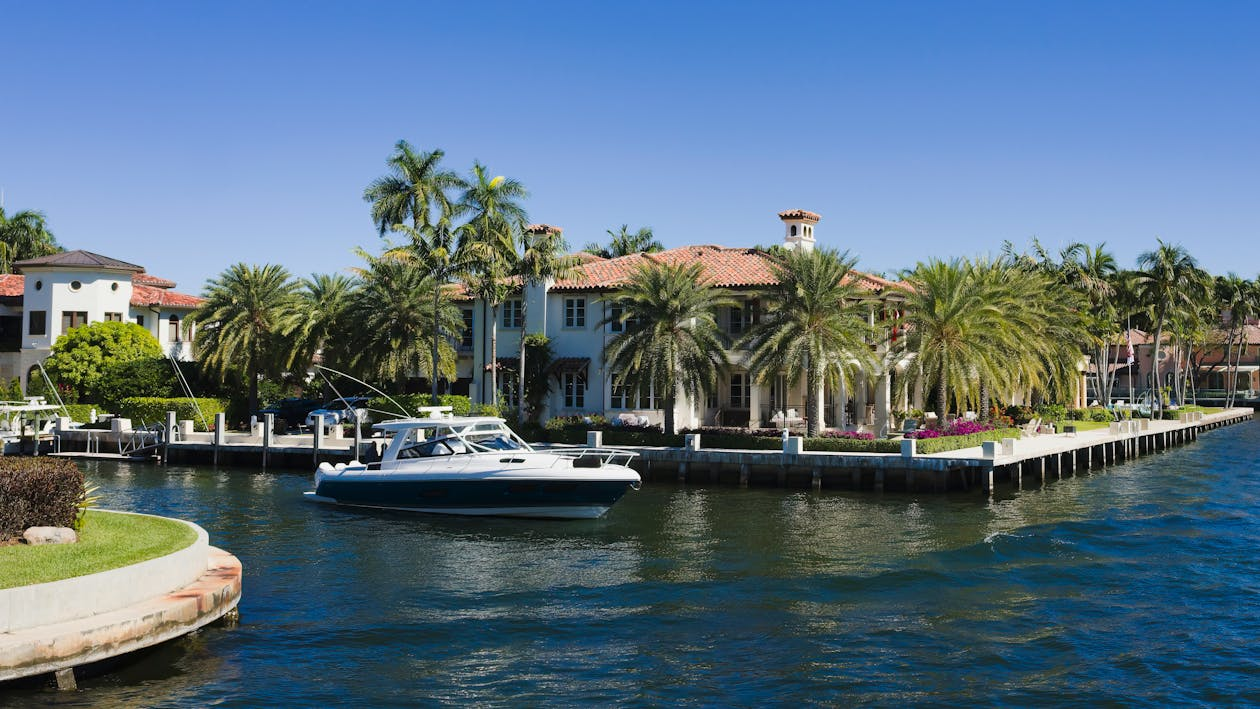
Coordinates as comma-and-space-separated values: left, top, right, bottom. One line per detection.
368, 394, 478, 420
804, 437, 902, 453
62, 403, 105, 423
0, 458, 84, 539
915, 428, 1021, 454
1065, 408, 1087, 421
821, 430, 876, 440
95, 357, 180, 412
117, 397, 228, 431
1004, 405, 1036, 425
1088, 407, 1112, 422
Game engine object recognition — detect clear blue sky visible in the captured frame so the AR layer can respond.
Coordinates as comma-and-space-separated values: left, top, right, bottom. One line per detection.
2, 1, 1257, 292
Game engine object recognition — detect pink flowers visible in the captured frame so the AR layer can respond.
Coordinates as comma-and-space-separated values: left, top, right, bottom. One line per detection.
907, 420, 995, 439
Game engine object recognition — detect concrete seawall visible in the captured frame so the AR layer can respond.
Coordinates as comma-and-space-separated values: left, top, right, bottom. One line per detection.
0, 512, 242, 688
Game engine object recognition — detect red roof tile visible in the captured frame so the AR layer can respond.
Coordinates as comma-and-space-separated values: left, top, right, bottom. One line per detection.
777, 209, 821, 222
130, 284, 204, 309
0, 274, 23, 297
550, 245, 892, 293
132, 273, 177, 288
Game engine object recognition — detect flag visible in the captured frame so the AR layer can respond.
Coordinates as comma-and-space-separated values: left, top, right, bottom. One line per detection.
1126, 335, 1135, 366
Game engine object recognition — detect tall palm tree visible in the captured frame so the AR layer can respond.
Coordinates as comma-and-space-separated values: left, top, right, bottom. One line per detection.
293, 272, 357, 376
362, 141, 464, 235
389, 204, 468, 398
1133, 240, 1208, 415
193, 264, 301, 417
458, 163, 528, 407
348, 251, 463, 390
0, 206, 61, 273
603, 261, 733, 434
515, 224, 578, 414
584, 225, 663, 258
738, 248, 875, 436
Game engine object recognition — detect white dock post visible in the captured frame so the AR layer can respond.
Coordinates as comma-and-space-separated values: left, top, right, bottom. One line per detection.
587, 430, 603, 448
164, 410, 177, 463
313, 414, 325, 461
213, 413, 225, 465
354, 418, 363, 460
263, 413, 274, 469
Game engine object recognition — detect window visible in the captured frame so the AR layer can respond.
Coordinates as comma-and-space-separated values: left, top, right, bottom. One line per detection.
610, 374, 630, 409
563, 371, 585, 408
730, 373, 750, 409
502, 299, 522, 329
29, 311, 47, 336
460, 309, 474, 348
729, 306, 745, 335
500, 373, 519, 409
564, 298, 586, 328
169, 315, 181, 342
608, 303, 623, 332
135, 315, 145, 327
69, 280, 82, 291
105, 312, 123, 322
790, 225, 798, 237
61, 311, 89, 331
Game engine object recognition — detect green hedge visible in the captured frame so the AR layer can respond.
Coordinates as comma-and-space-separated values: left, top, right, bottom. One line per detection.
803, 437, 902, 453
61, 403, 106, 423
914, 428, 1021, 454
0, 458, 84, 539
117, 397, 228, 431
367, 394, 500, 421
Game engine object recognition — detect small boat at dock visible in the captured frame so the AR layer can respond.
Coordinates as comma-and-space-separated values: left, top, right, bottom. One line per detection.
304, 411, 641, 519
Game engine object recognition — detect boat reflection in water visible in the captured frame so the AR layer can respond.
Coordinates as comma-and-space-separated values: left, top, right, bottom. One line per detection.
306, 411, 640, 519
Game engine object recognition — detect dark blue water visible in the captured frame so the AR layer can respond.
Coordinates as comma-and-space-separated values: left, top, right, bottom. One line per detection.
7, 421, 1260, 706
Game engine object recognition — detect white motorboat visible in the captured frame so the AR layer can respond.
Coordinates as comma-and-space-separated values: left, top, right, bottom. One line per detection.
304, 412, 641, 519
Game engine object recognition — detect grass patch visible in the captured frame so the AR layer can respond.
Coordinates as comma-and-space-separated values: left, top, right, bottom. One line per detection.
0, 510, 197, 589
1053, 420, 1112, 432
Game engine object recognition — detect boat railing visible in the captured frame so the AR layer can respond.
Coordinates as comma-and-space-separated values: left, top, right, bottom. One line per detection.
550, 447, 638, 469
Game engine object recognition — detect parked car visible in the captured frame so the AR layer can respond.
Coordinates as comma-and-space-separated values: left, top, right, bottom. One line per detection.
253, 398, 323, 432
305, 396, 372, 429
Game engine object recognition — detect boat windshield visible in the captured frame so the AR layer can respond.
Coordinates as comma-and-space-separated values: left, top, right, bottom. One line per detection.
389, 422, 530, 459
467, 433, 523, 451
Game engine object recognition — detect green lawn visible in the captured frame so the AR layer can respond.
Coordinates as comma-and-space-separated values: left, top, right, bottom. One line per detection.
0, 510, 197, 589
1051, 419, 1112, 432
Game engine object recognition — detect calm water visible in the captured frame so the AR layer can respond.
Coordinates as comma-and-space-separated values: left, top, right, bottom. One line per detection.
6, 421, 1260, 706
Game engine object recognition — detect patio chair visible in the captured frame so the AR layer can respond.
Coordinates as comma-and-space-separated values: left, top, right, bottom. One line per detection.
1021, 417, 1042, 437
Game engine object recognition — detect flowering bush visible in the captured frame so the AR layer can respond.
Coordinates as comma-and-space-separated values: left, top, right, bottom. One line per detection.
907, 429, 942, 439
942, 420, 994, 436
821, 430, 875, 440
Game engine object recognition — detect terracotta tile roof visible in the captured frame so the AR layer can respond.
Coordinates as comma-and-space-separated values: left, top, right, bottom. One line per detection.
132, 272, 177, 288
550, 245, 892, 293
778, 209, 821, 222
0, 274, 23, 297
14, 249, 144, 272
130, 284, 204, 309
570, 252, 606, 264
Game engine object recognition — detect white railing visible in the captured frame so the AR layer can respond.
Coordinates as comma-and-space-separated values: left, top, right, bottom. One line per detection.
551, 447, 638, 469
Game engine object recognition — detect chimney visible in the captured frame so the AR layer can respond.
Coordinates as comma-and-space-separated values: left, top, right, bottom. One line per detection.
778, 209, 820, 252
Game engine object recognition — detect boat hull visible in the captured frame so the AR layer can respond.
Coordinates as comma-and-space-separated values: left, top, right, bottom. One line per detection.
310, 475, 637, 519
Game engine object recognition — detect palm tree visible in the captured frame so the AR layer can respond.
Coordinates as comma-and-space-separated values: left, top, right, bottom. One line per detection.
293, 273, 357, 376
1133, 240, 1208, 416
458, 163, 528, 407
738, 248, 875, 436
193, 264, 301, 417
389, 204, 468, 398
0, 206, 60, 273
347, 251, 463, 390
584, 225, 663, 258
603, 261, 732, 434
515, 224, 578, 415
362, 141, 464, 235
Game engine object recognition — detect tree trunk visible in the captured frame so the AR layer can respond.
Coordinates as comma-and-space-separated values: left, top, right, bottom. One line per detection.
934, 376, 947, 425
663, 391, 676, 435
489, 303, 500, 408
431, 287, 441, 400
979, 381, 991, 423
1151, 323, 1164, 416
518, 294, 528, 416
805, 368, 821, 437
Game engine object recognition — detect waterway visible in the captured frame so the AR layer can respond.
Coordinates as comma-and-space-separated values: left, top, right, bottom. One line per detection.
6, 420, 1259, 705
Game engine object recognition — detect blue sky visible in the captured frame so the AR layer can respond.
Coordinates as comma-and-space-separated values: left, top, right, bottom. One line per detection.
2, 1, 1257, 292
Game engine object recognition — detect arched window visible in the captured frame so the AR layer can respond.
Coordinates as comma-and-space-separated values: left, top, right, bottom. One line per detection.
168, 315, 181, 342
790, 225, 798, 237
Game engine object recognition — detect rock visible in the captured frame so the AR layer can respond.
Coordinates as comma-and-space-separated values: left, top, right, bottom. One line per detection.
22, 527, 78, 545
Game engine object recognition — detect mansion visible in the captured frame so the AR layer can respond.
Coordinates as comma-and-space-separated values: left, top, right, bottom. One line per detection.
455, 210, 911, 434
0, 250, 203, 391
